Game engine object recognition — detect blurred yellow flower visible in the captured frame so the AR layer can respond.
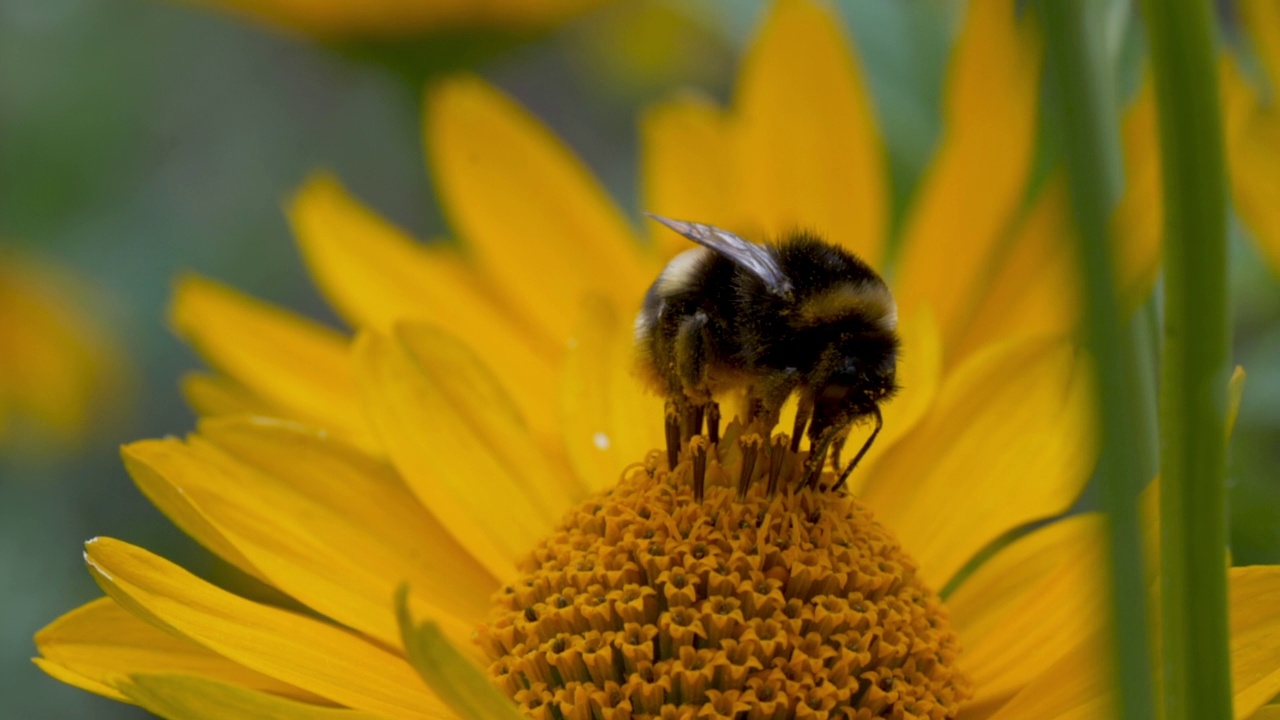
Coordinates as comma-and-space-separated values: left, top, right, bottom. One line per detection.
1224, 0, 1280, 275
571, 2, 731, 97
34, 1, 1280, 718
178, 0, 608, 39
0, 252, 127, 451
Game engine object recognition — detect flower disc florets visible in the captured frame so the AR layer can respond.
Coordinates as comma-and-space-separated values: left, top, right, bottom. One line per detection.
478, 422, 970, 719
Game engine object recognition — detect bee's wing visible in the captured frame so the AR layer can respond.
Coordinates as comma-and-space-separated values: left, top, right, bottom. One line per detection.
646, 214, 793, 297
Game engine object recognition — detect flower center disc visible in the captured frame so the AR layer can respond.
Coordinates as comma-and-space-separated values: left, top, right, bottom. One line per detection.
477, 422, 970, 719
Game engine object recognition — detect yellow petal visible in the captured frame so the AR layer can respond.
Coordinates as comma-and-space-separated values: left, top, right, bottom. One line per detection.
425, 75, 650, 343
734, 0, 887, 266
983, 631, 1111, 720
124, 426, 493, 653
355, 326, 574, 581
122, 444, 267, 584
289, 173, 560, 438
199, 417, 499, 619
1241, 0, 1280, 91
640, 95, 736, 261
956, 89, 1163, 363
1111, 80, 1166, 308
1227, 565, 1280, 718
84, 537, 446, 719
116, 673, 391, 720
1250, 705, 1280, 720
34, 597, 315, 704
846, 307, 944, 495
169, 276, 377, 452
952, 178, 1078, 362
896, 0, 1041, 348
988, 565, 1280, 719
397, 588, 525, 720
948, 514, 1107, 715
1225, 99, 1280, 273
180, 373, 276, 418
860, 338, 1095, 590
560, 299, 664, 492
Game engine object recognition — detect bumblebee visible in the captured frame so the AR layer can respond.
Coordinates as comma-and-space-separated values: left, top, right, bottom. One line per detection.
636, 215, 899, 495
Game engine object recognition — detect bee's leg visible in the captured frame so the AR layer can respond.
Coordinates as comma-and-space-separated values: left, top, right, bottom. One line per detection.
790, 395, 813, 453
684, 402, 705, 440
830, 429, 848, 474
750, 372, 798, 438
737, 434, 762, 500
664, 399, 683, 471
705, 400, 721, 445
745, 394, 765, 425
801, 425, 840, 490
674, 312, 712, 442
691, 437, 709, 501
766, 434, 787, 496
832, 407, 883, 492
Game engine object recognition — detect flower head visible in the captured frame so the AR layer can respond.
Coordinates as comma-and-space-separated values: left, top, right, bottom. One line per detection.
479, 428, 970, 717
35, 1, 1280, 719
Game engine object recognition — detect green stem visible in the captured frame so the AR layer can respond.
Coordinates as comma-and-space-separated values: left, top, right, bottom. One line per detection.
1145, 0, 1234, 718
1040, 3, 1156, 720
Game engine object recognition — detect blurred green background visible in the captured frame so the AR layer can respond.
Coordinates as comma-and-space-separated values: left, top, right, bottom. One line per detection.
1, 1, 1276, 718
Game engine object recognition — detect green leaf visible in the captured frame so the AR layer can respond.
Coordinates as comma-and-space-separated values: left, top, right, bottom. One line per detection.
1040, 1, 1157, 718
1144, 0, 1235, 717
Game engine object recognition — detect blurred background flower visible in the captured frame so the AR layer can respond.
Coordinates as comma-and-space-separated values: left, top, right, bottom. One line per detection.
0, 252, 129, 450
1225, 0, 1280, 276
3, 0, 1280, 717
175, 0, 608, 39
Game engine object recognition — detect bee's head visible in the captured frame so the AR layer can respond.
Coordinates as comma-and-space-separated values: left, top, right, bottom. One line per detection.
806, 328, 899, 437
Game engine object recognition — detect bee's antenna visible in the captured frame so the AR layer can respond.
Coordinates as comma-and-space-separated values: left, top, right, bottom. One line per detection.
831, 407, 883, 493
801, 428, 837, 491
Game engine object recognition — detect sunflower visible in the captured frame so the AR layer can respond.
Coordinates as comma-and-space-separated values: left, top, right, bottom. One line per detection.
34, 0, 1280, 718
0, 252, 128, 451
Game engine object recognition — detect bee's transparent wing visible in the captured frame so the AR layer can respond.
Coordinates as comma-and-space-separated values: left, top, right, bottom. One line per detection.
646, 214, 793, 297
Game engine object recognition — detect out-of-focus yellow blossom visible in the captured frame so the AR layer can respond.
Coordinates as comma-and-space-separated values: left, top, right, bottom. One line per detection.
570, 2, 731, 97
0, 252, 128, 451
178, 0, 609, 40
1223, 0, 1280, 274
34, 1, 1280, 718
1109, 1, 1280, 280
